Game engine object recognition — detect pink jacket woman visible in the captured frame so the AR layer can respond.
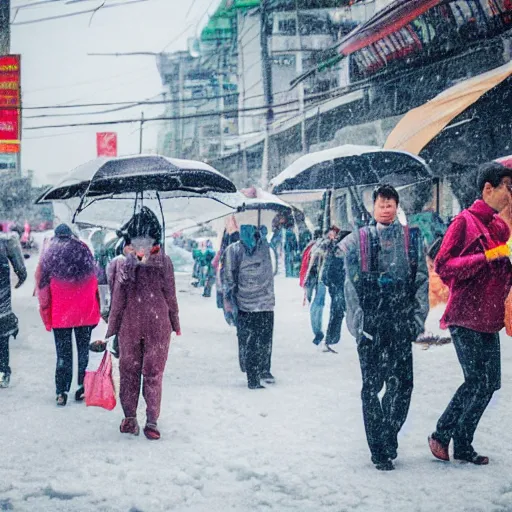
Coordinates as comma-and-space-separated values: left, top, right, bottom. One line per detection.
37, 224, 100, 406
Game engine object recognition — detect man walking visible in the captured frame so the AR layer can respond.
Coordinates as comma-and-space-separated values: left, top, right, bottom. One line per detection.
322, 228, 350, 352
304, 226, 340, 348
0, 229, 27, 388
223, 224, 275, 389
428, 162, 512, 465
338, 185, 428, 470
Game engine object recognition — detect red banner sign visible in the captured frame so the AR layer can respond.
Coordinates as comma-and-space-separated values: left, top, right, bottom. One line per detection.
0, 55, 21, 153
96, 132, 118, 157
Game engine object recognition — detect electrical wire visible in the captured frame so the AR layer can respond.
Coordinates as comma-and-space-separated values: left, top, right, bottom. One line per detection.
23, 100, 302, 130
11, 0, 148, 25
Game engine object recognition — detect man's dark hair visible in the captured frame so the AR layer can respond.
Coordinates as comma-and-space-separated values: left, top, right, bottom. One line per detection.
372, 184, 399, 205
476, 162, 512, 193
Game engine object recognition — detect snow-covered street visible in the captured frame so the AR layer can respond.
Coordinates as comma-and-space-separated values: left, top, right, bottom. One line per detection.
1, 253, 512, 512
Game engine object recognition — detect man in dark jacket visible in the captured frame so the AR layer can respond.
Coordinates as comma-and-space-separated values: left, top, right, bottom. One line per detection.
338, 185, 428, 471
223, 224, 275, 389
0, 231, 27, 388
428, 162, 512, 466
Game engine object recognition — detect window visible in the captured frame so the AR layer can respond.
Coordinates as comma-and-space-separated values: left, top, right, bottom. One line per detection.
277, 18, 296, 35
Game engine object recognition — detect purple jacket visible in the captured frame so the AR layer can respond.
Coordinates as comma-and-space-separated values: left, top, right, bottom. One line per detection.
436, 199, 512, 333
106, 251, 180, 341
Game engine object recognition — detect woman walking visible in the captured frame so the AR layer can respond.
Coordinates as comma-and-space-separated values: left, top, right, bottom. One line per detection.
106, 207, 180, 440
37, 224, 100, 406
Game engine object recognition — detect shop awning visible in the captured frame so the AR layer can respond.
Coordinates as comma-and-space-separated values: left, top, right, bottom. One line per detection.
338, 0, 442, 56
384, 60, 512, 155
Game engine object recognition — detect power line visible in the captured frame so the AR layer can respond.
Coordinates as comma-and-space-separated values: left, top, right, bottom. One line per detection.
11, 0, 148, 25
23, 99, 302, 130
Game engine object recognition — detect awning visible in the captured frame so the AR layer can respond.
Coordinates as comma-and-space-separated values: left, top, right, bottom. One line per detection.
384, 60, 512, 155
338, 0, 442, 56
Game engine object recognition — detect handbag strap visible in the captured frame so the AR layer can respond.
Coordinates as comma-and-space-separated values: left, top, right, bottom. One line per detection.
98, 350, 112, 375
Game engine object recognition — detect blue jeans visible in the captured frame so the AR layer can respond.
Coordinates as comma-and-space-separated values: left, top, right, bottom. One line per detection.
310, 282, 326, 343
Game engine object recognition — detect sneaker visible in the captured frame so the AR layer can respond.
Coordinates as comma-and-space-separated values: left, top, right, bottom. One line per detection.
120, 417, 140, 436
75, 386, 85, 402
0, 372, 10, 388
454, 451, 489, 465
56, 393, 68, 407
323, 344, 338, 354
260, 372, 275, 384
143, 423, 161, 440
428, 434, 449, 461
375, 459, 395, 471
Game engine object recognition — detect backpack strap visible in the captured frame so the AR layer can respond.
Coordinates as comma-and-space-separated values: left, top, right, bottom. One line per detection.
405, 226, 420, 283
359, 226, 380, 273
359, 228, 369, 272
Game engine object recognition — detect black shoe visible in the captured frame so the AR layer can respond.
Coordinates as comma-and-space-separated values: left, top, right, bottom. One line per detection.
454, 451, 489, 465
75, 386, 85, 402
260, 372, 275, 384
248, 383, 265, 389
56, 393, 68, 407
375, 459, 395, 471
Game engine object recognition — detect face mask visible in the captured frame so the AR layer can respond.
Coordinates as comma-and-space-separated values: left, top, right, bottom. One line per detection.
129, 237, 157, 262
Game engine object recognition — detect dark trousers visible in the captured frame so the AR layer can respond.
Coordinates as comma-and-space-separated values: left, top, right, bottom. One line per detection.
357, 326, 413, 464
435, 326, 500, 456
325, 288, 345, 346
237, 311, 274, 386
53, 326, 93, 395
0, 336, 10, 376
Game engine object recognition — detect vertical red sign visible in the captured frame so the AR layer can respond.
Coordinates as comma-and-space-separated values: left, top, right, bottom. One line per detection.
96, 132, 118, 157
0, 55, 21, 154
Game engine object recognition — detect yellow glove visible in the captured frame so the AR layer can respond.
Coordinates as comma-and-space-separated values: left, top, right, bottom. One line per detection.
485, 244, 511, 261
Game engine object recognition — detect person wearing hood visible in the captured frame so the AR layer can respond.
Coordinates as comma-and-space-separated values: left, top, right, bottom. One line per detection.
0, 229, 27, 388
428, 162, 512, 466
106, 207, 180, 440
223, 224, 275, 389
37, 224, 100, 406
337, 185, 428, 471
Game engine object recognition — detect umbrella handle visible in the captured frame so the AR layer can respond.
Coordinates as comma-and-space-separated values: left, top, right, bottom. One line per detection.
156, 191, 166, 254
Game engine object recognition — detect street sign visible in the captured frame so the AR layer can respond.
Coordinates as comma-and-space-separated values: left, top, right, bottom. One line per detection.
96, 132, 118, 157
0, 55, 21, 153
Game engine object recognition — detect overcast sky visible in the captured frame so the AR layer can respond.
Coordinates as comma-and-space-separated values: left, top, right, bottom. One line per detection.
12, 0, 218, 185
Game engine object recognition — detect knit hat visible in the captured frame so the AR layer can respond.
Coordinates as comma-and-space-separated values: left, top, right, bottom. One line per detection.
54, 224, 74, 239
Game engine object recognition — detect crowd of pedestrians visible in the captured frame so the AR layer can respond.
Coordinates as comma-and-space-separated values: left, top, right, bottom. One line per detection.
1, 162, 512, 471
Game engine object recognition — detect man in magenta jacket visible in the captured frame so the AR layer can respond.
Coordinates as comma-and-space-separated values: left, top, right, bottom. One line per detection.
429, 162, 512, 465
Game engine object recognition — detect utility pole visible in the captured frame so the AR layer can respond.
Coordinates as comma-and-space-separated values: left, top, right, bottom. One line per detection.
295, 0, 307, 155
139, 112, 144, 154
260, 0, 273, 189
0, 0, 9, 55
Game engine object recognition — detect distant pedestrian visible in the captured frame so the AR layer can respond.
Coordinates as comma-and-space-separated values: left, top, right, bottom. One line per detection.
223, 224, 275, 389
338, 185, 428, 470
304, 227, 341, 348
37, 224, 100, 406
0, 230, 27, 388
106, 207, 180, 440
321, 228, 350, 352
428, 162, 512, 465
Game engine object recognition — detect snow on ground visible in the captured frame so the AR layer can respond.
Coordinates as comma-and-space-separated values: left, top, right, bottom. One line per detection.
2, 250, 512, 512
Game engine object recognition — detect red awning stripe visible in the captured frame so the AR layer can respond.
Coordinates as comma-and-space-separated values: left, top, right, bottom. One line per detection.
339, 0, 444, 56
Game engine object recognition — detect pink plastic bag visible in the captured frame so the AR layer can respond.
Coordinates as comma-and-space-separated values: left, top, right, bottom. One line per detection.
84, 351, 117, 411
